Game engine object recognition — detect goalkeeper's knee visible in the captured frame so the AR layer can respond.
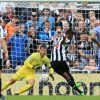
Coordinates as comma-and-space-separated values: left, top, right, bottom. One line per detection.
27, 79, 35, 86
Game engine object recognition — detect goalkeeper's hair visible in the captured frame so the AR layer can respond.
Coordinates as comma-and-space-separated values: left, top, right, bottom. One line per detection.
39, 43, 47, 49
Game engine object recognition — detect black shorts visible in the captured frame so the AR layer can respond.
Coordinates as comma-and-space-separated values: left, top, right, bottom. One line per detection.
51, 61, 69, 75
0, 59, 3, 70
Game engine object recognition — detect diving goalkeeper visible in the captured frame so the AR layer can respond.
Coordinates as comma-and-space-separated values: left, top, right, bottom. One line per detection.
1, 43, 54, 95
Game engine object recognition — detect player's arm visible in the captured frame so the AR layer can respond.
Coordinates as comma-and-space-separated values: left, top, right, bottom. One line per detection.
0, 39, 8, 53
0, 38, 8, 59
62, 28, 73, 44
45, 57, 54, 81
90, 30, 100, 47
49, 67, 54, 81
24, 54, 36, 68
0, 25, 8, 59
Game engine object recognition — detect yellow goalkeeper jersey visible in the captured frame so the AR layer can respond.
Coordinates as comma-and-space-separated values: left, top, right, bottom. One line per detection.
12, 52, 53, 81
23, 52, 51, 69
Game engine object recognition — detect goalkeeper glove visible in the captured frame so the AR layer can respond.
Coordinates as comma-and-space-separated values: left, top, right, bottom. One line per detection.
49, 67, 54, 81
49, 73, 54, 81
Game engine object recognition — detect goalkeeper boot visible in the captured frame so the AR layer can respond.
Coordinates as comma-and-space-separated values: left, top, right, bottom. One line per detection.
0, 94, 5, 99
14, 93, 19, 95
76, 82, 82, 88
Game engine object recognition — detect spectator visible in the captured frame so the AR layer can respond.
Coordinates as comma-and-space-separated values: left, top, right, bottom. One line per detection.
76, 12, 84, 22
37, 8, 55, 31
55, 26, 63, 36
66, 44, 92, 69
90, 22, 95, 30
20, 23, 26, 34
38, 20, 55, 40
55, 10, 70, 29
77, 33, 93, 67
2, 4, 15, 23
62, 21, 69, 33
28, 26, 36, 38
78, 33, 93, 54
0, 2, 99, 73
18, 8, 33, 23
55, 14, 63, 27
73, 12, 84, 30
85, 11, 97, 27
84, 59, 97, 70
66, 45, 81, 68
5, 17, 17, 42
74, 20, 86, 42
62, 10, 70, 23
75, 21, 86, 33
25, 10, 38, 34
27, 25, 37, 54
87, 36, 97, 59
67, 6, 77, 28
8, 24, 28, 69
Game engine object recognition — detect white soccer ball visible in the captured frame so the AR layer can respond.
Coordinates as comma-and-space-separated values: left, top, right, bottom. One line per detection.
40, 74, 49, 82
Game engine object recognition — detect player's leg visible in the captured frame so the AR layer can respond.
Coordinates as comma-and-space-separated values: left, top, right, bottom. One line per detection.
2, 67, 24, 91
15, 70, 35, 95
1, 79, 16, 91
65, 70, 82, 87
15, 78, 35, 95
52, 61, 84, 95
61, 62, 84, 95
0, 59, 2, 95
0, 70, 5, 99
0, 70, 2, 94
0, 59, 5, 99
62, 71, 84, 95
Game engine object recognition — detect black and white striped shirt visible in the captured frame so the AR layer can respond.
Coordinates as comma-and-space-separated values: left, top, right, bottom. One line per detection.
51, 35, 70, 61
0, 26, 4, 59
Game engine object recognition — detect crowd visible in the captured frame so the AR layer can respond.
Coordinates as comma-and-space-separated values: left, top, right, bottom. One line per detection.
0, 2, 100, 71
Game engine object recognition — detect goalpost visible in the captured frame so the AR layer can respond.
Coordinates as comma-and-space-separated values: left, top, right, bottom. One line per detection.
1, 0, 100, 95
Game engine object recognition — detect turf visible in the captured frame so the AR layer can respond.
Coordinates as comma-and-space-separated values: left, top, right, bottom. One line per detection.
4, 96, 100, 100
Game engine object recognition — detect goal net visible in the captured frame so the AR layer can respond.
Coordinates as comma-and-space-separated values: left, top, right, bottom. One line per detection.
0, 0, 100, 95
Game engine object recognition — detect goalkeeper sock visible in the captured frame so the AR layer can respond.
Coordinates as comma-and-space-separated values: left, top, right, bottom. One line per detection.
1, 81, 12, 91
16, 84, 33, 94
67, 79, 83, 94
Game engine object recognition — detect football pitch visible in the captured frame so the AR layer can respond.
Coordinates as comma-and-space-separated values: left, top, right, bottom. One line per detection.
5, 96, 100, 100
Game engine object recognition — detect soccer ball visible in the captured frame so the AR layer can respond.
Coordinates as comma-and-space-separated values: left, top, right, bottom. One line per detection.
40, 74, 49, 82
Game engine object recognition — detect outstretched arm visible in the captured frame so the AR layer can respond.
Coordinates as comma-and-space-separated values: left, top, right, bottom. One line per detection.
46, 59, 54, 81
62, 28, 73, 44
49, 67, 54, 81
47, 64, 54, 81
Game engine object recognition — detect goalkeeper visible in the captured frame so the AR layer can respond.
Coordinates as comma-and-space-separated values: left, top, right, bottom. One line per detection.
2, 43, 54, 95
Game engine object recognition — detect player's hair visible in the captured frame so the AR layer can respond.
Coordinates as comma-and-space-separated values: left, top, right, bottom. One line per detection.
40, 43, 47, 49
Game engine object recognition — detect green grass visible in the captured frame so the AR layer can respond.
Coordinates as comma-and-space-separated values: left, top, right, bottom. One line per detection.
4, 96, 100, 100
